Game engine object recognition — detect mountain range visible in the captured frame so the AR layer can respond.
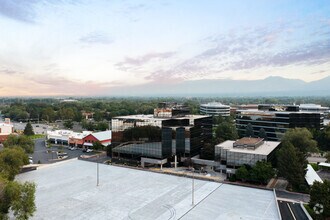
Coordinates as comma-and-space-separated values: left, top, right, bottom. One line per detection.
110, 76, 330, 97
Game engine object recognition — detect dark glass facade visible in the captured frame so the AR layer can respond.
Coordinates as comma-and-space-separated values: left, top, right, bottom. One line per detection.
162, 127, 172, 157
176, 127, 185, 155
236, 110, 324, 141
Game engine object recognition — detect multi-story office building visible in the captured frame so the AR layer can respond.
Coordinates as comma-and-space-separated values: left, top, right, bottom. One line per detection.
214, 137, 280, 175
299, 104, 329, 114
236, 105, 324, 141
154, 102, 190, 118
112, 115, 213, 159
200, 102, 230, 117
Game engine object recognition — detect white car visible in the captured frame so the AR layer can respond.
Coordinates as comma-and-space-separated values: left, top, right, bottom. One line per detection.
86, 149, 93, 153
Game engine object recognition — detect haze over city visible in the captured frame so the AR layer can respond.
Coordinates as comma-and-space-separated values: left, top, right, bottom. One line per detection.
0, 0, 329, 96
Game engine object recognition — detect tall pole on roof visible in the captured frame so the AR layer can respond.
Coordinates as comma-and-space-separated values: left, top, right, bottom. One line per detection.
97, 158, 99, 186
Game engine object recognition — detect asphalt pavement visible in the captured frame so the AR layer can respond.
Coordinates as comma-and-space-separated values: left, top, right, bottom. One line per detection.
278, 200, 310, 220
275, 189, 310, 203
32, 138, 97, 164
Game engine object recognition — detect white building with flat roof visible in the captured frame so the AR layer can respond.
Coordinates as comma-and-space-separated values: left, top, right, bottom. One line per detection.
215, 137, 280, 174
200, 102, 230, 116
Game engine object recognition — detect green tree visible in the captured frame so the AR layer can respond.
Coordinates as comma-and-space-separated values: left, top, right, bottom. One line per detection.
277, 141, 307, 189
23, 123, 34, 136
215, 122, 238, 142
92, 141, 103, 150
96, 122, 109, 131
282, 128, 318, 153
0, 147, 28, 181
63, 120, 73, 129
250, 161, 275, 184
309, 180, 330, 219
325, 152, 330, 163
236, 165, 249, 181
258, 128, 267, 140
3, 135, 34, 154
245, 123, 254, 137
10, 182, 36, 220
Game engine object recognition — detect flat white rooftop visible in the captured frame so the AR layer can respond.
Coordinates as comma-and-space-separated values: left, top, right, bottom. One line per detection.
216, 140, 280, 155
16, 159, 280, 220
305, 164, 323, 186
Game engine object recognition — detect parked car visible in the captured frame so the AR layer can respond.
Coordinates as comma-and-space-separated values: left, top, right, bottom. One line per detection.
86, 149, 93, 153
69, 146, 77, 151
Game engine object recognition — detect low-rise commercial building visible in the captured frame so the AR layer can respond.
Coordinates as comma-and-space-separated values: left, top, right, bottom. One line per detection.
0, 118, 13, 144
215, 137, 280, 175
47, 130, 111, 148
83, 130, 112, 147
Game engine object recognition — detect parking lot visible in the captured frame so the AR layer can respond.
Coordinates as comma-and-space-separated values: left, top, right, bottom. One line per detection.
32, 138, 97, 164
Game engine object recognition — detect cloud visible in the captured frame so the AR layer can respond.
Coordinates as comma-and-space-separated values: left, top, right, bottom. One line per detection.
0, 0, 38, 23
0, 68, 22, 75
79, 32, 113, 45
145, 21, 330, 82
115, 52, 176, 71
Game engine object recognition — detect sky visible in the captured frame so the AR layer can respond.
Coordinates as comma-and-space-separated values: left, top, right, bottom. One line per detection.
0, 0, 329, 96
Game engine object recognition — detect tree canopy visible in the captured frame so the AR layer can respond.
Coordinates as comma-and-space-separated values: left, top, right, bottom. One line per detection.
282, 128, 318, 153
3, 135, 34, 154
215, 122, 238, 142
235, 161, 275, 184
0, 147, 28, 181
23, 123, 34, 136
277, 141, 307, 190
309, 180, 330, 219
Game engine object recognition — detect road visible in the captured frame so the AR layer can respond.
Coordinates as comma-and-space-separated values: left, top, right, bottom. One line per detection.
32, 138, 97, 164
278, 200, 310, 220
275, 189, 310, 203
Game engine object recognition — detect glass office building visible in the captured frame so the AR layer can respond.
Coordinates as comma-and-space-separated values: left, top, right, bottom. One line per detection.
200, 102, 230, 117
236, 105, 324, 141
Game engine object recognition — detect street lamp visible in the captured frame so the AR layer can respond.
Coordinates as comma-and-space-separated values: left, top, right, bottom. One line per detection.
97, 161, 99, 186
191, 167, 195, 206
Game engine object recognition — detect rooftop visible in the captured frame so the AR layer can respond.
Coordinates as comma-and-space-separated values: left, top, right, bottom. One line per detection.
200, 102, 230, 107
91, 130, 111, 141
216, 140, 281, 155
113, 114, 210, 120
16, 159, 280, 220
233, 137, 263, 146
305, 164, 323, 186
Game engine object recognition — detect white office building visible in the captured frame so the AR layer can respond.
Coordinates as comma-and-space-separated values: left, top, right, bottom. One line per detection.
200, 102, 230, 117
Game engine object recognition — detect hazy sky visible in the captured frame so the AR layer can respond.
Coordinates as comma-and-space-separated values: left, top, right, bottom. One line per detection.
0, 0, 329, 96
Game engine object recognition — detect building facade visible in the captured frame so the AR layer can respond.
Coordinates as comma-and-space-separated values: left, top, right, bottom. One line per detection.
214, 138, 280, 175
236, 105, 324, 141
200, 102, 230, 117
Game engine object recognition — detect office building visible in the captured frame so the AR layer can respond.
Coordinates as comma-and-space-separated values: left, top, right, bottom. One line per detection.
236, 104, 324, 141
215, 137, 280, 174
200, 102, 230, 117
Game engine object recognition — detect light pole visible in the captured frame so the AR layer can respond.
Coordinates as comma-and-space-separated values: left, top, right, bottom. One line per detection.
97, 161, 99, 186
96, 154, 100, 186
192, 168, 195, 206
